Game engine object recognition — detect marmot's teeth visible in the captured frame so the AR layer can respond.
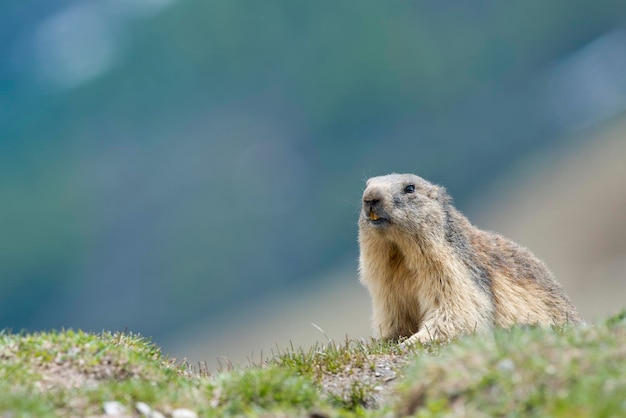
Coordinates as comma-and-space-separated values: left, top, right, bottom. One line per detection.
369, 212, 380, 221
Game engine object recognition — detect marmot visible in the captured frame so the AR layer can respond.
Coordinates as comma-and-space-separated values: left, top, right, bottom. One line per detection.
358, 173, 581, 345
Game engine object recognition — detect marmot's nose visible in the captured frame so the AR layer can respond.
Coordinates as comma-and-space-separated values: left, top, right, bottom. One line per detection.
363, 187, 383, 209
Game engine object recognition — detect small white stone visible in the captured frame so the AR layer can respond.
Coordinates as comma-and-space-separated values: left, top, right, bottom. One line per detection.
150, 410, 166, 418
497, 358, 515, 372
135, 402, 151, 416
171, 408, 198, 418
103, 401, 125, 416
67, 347, 81, 356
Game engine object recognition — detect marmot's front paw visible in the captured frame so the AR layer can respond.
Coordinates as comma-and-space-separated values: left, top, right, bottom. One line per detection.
400, 327, 440, 348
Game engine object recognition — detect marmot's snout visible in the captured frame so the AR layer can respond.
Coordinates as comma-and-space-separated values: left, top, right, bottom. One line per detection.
362, 186, 388, 224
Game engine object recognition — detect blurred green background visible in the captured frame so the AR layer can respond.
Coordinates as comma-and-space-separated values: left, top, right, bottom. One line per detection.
2, 1, 626, 363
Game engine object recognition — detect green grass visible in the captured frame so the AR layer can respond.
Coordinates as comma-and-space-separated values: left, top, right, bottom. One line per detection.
1, 312, 625, 417
396, 314, 626, 417
0, 330, 203, 417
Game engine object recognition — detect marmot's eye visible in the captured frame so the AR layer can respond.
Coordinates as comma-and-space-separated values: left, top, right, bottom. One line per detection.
404, 184, 415, 194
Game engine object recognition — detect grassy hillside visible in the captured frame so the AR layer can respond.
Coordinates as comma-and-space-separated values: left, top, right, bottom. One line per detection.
1, 312, 625, 417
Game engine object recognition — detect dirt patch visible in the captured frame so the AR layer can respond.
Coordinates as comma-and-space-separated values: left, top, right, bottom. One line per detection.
320, 353, 410, 409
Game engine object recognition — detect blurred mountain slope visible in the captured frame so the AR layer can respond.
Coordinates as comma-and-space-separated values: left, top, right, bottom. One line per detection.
167, 265, 371, 369
2, 1, 626, 348
468, 116, 626, 321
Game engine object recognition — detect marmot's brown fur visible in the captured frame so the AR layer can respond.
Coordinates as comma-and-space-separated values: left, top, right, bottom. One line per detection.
358, 173, 581, 344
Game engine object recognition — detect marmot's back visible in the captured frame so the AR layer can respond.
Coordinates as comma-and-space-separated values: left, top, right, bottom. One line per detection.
358, 173, 581, 344
470, 228, 581, 327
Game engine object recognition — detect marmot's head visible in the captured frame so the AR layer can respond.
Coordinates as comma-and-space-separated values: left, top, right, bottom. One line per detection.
359, 173, 449, 241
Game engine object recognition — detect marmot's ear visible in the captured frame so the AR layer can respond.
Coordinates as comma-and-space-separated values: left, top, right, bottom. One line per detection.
428, 185, 451, 205
424, 184, 439, 199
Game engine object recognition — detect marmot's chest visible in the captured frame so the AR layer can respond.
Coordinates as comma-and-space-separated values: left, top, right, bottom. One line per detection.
380, 264, 429, 339
382, 256, 441, 311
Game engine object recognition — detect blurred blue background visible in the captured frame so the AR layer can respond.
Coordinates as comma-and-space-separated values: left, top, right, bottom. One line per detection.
2, 1, 626, 364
